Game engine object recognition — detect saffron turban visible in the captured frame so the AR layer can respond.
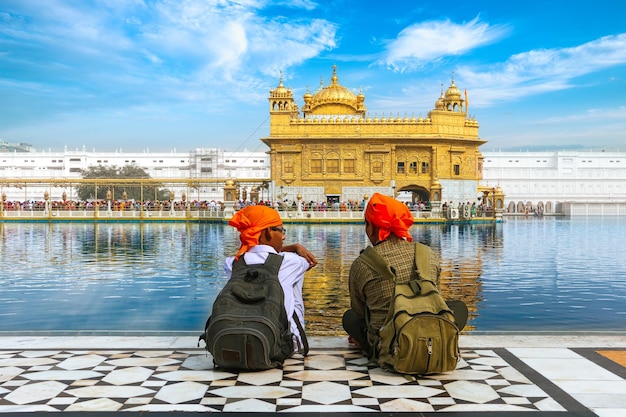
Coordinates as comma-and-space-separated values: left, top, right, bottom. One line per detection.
364, 193, 413, 242
229, 205, 283, 259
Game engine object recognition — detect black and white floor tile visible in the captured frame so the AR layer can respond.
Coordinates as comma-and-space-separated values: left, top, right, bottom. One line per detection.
2, 338, 625, 416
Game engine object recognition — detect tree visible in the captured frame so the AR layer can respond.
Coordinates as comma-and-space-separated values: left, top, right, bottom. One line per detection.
76, 165, 169, 202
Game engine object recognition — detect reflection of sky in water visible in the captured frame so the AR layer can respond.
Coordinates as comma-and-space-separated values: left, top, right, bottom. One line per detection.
0, 218, 625, 334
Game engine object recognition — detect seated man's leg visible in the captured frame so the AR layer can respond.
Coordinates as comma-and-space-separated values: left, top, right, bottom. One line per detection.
342, 309, 368, 348
446, 299, 468, 331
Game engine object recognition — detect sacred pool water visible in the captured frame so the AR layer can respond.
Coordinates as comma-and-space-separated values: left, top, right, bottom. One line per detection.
0, 217, 625, 335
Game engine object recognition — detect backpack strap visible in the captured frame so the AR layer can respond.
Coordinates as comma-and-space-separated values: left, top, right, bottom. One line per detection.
264, 253, 308, 356
359, 243, 433, 283
263, 252, 285, 273
292, 312, 310, 356
413, 242, 433, 281
231, 252, 284, 276
358, 246, 396, 281
231, 253, 249, 274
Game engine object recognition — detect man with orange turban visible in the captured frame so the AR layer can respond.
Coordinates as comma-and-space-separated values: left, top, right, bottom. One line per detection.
226, 205, 317, 350
342, 193, 467, 355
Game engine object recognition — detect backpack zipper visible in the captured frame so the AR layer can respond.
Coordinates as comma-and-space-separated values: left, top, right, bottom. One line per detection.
209, 314, 282, 346
426, 338, 433, 372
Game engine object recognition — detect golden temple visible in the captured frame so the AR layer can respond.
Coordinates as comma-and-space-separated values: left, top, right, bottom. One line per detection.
262, 65, 501, 210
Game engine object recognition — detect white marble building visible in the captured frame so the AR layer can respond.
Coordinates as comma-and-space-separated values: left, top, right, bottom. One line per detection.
482, 150, 626, 215
0, 146, 270, 202
2, 143, 626, 214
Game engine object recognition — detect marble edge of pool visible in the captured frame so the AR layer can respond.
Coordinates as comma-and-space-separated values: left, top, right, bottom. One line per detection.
1, 333, 625, 350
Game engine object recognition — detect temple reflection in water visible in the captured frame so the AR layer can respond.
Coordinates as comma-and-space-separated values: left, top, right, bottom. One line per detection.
0, 222, 503, 334
300, 223, 502, 335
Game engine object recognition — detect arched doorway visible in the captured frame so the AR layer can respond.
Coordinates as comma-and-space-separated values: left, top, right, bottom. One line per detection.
397, 185, 430, 203
507, 201, 516, 213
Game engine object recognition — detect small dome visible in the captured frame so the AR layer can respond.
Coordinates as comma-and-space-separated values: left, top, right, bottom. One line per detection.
271, 71, 290, 97
435, 92, 445, 110
445, 79, 461, 99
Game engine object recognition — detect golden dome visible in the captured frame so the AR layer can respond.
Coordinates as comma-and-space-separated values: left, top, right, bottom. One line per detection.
309, 65, 358, 110
445, 79, 461, 99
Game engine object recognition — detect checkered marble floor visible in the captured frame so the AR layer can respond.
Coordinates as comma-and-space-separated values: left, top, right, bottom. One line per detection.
0, 335, 625, 416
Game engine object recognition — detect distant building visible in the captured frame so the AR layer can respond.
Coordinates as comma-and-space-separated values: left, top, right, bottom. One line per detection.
0, 147, 269, 202
482, 150, 626, 215
0, 140, 34, 153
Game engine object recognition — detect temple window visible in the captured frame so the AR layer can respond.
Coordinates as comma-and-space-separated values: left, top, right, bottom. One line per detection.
397, 162, 405, 174
284, 160, 294, 174
373, 161, 382, 174
344, 159, 355, 174
453, 164, 460, 175
311, 159, 322, 174
327, 158, 339, 173
409, 162, 418, 174
421, 162, 429, 174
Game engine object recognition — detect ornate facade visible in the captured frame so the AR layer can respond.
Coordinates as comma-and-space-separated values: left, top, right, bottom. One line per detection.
262, 66, 487, 206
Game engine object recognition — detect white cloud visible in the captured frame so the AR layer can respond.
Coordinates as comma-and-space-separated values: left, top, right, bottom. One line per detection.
379, 16, 509, 72
0, 0, 338, 108
247, 18, 337, 77
537, 106, 626, 124
457, 33, 626, 106
268, 0, 318, 10
137, 1, 337, 86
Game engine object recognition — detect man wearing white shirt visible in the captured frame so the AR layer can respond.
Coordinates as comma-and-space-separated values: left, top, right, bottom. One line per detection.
226, 205, 317, 351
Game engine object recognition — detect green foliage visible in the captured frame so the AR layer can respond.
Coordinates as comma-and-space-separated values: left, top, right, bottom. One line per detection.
76, 165, 169, 201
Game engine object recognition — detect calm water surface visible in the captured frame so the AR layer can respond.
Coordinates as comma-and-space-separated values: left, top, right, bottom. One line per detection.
0, 217, 624, 334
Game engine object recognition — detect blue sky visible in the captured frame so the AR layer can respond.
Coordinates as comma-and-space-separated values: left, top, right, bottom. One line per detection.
1, 0, 625, 153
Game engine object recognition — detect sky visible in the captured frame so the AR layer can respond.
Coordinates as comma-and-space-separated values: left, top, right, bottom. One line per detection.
1, 0, 625, 153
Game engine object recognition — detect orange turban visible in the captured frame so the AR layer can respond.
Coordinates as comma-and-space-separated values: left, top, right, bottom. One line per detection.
228, 205, 283, 259
364, 193, 413, 242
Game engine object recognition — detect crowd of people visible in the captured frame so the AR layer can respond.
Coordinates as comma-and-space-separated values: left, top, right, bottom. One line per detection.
0, 199, 224, 212
1, 197, 438, 213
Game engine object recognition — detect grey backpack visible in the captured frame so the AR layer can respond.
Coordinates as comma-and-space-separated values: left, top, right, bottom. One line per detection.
199, 253, 307, 371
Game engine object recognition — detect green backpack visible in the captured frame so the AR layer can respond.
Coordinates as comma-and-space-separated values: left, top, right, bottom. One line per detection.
199, 253, 307, 371
359, 243, 461, 375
